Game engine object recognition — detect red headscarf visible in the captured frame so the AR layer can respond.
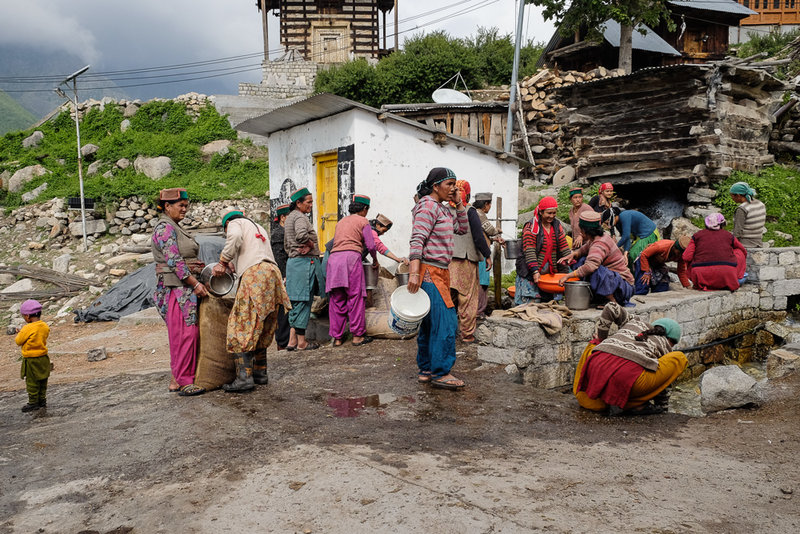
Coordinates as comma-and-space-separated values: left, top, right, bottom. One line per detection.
599, 182, 614, 193
450, 179, 471, 207
531, 196, 558, 234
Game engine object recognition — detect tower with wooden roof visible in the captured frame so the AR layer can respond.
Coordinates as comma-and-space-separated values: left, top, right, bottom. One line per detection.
256, 0, 397, 64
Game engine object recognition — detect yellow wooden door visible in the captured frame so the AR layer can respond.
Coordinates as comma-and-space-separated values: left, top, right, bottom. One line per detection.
316, 153, 339, 252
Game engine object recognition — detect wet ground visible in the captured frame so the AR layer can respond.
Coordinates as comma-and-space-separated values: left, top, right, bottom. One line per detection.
1, 326, 799, 533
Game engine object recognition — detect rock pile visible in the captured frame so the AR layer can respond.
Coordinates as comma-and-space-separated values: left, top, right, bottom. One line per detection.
58, 92, 212, 121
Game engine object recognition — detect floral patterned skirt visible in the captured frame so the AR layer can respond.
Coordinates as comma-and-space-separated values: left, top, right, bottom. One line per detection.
226, 262, 292, 353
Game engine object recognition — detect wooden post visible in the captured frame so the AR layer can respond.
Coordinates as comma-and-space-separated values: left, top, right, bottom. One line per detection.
494, 197, 503, 309
260, 0, 269, 62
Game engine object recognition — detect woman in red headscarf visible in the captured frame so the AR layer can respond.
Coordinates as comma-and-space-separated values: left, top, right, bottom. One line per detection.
449, 179, 492, 342
515, 196, 571, 304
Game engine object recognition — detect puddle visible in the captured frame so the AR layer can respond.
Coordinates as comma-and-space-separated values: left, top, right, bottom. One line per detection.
326, 393, 414, 417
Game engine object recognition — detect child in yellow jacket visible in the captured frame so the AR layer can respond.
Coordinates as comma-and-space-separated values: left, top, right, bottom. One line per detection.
15, 299, 50, 412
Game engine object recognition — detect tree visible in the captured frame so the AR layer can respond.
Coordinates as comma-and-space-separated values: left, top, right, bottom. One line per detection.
527, 0, 674, 74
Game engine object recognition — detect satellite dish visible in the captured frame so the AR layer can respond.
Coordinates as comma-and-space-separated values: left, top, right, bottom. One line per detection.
432, 88, 472, 104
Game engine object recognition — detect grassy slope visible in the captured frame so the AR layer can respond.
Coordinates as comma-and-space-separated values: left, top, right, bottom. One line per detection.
0, 100, 269, 210
0, 91, 36, 135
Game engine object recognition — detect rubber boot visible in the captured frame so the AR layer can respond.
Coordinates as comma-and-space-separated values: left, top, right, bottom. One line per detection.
222, 352, 255, 392
252, 352, 268, 385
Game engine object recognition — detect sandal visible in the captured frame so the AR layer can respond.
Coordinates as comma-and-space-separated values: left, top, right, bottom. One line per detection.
168, 387, 181, 393
430, 375, 465, 390
296, 342, 320, 351
418, 372, 432, 383
461, 335, 476, 344
178, 384, 206, 397
286, 346, 297, 351
352, 336, 374, 346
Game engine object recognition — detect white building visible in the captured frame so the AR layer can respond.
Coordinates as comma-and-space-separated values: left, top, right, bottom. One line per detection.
237, 93, 525, 271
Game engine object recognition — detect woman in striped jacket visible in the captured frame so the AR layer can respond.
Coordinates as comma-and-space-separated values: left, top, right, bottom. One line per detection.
407, 168, 469, 390
515, 196, 571, 304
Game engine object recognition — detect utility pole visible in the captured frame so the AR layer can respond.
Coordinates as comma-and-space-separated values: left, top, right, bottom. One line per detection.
260, 0, 269, 62
56, 65, 90, 251
504, 0, 526, 153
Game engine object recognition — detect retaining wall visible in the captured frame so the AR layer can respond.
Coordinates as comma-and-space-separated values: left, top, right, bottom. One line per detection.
476, 247, 799, 388
238, 59, 319, 99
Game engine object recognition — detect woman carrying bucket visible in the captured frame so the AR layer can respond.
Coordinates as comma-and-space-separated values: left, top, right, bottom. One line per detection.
407, 168, 469, 390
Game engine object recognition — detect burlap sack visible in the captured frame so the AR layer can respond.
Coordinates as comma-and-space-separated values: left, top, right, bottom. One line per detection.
194, 296, 235, 390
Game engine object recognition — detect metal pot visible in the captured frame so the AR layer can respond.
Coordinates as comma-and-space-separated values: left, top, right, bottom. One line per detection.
363, 261, 378, 290
504, 239, 522, 260
564, 280, 592, 310
395, 272, 409, 286
199, 263, 237, 297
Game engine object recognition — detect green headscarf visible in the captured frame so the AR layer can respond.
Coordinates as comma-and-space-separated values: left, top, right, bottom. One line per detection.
652, 318, 681, 344
729, 182, 756, 202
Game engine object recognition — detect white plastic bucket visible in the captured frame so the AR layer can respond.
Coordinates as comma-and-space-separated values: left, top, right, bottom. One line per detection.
388, 286, 431, 336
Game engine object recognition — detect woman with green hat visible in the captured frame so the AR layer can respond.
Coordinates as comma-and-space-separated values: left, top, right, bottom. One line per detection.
572, 302, 688, 415
729, 181, 766, 248
212, 209, 291, 392
283, 187, 325, 351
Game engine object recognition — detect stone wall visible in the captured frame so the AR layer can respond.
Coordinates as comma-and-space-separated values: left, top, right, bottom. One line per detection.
476, 247, 799, 389
238, 59, 319, 99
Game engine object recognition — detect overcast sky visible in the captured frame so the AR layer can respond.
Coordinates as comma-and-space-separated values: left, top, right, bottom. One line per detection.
0, 0, 555, 100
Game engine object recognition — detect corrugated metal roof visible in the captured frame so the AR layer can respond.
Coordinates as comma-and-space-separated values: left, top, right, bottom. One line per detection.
667, 0, 757, 16
381, 102, 507, 112
602, 20, 682, 56
236, 93, 374, 135
236, 93, 529, 167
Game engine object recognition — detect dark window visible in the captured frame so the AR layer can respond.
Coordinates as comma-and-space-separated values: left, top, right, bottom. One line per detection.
743, 0, 749, 7
774, 0, 780, 9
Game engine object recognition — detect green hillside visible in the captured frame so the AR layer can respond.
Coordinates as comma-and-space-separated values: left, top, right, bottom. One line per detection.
0, 90, 37, 135
0, 99, 269, 209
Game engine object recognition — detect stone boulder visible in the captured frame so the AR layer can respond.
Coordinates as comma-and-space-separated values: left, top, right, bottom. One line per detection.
69, 219, 108, 236
1, 278, 34, 294
21, 183, 48, 203
53, 253, 72, 274
87, 347, 108, 362
87, 160, 103, 176
120, 119, 131, 132
8, 165, 50, 193
22, 131, 44, 148
134, 156, 172, 180
767, 347, 800, 379
700, 365, 764, 413
201, 139, 232, 156
81, 144, 100, 158
668, 217, 701, 240
116, 158, 131, 169
0, 170, 10, 190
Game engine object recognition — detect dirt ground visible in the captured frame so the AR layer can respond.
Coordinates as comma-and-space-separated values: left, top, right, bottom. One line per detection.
1, 319, 799, 534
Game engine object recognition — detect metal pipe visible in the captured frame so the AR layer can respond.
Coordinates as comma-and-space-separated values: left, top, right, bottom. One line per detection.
504, 0, 527, 153
71, 78, 88, 252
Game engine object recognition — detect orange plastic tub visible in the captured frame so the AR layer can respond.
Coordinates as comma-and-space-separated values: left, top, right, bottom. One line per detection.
537, 273, 579, 294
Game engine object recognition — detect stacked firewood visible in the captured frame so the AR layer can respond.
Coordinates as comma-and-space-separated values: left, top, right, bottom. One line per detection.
508, 67, 623, 179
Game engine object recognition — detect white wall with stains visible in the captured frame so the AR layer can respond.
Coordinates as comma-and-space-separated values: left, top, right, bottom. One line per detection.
268, 107, 520, 271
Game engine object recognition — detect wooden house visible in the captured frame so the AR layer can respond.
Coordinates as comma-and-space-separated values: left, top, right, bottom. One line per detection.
539, 0, 756, 71
256, 0, 396, 63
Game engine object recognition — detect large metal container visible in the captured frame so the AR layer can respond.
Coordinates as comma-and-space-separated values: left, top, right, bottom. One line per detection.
199, 263, 237, 297
363, 261, 378, 290
504, 239, 522, 260
564, 280, 592, 310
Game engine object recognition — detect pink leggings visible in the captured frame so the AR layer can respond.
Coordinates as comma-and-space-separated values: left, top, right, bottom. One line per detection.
166, 289, 198, 386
